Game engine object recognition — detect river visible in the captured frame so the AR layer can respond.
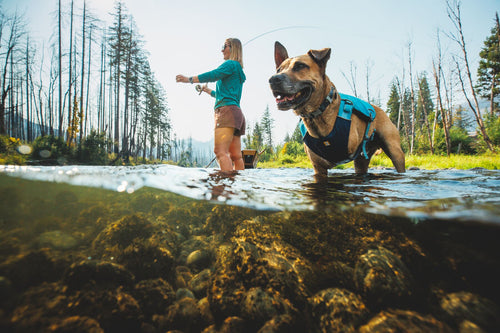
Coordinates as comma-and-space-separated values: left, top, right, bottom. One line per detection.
0, 165, 499, 332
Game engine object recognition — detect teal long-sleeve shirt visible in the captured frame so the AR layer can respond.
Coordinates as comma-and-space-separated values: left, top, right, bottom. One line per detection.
197, 60, 246, 110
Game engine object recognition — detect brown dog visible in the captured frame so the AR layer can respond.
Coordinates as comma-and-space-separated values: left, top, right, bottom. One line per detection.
269, 42, 405, 177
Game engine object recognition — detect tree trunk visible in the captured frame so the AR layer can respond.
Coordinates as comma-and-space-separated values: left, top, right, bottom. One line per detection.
79, 0, 86, 145
408, 42, 416, 154
433, 59, 451, 156
67, 0, 74, 143
58, 0, 63, 137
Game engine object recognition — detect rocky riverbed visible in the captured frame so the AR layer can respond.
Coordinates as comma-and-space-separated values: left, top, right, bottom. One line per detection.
0, 175, 499, 332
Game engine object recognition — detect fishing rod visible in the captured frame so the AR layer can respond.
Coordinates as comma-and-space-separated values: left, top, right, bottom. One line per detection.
194, 25, 319, 95
243, 25, 319, 46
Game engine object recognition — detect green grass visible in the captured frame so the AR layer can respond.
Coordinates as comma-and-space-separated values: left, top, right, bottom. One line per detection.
259, 152, 500, 170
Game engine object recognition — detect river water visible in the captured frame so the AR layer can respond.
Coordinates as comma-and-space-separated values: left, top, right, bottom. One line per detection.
2, 164, 499, 222
0, 164, 499, 332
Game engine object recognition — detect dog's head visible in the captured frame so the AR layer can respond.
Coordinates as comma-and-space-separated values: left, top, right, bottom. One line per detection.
269, 41, 331, 112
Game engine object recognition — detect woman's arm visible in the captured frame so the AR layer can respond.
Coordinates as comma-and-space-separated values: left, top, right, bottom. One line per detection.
175, 75, 200, 84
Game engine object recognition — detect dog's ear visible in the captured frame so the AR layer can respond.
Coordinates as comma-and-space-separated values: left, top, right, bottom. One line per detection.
308, 48, 331, 72
274, 41, 289, 69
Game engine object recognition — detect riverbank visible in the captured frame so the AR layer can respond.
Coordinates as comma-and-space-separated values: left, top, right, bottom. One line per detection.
259, 153, 500, 170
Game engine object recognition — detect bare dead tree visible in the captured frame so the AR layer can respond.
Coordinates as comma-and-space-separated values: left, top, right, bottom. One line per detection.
417, 73, 435, 154
58, 0, 63, 137
365, 59, 374, 103
408, 41, 416, 154
0, 11, 24, 135
79, 0, 86, 144
341, 61, 358, 97
433, 29, 452, 156
446, 0, 494, 152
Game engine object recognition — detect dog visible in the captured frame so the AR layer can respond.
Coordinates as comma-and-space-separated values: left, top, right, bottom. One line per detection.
269, 42, 405, 177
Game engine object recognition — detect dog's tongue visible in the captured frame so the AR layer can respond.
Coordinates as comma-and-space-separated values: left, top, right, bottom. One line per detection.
276, 94, 296, 104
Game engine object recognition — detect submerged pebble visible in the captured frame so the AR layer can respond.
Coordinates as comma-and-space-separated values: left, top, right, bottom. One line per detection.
186, 249, 212, 269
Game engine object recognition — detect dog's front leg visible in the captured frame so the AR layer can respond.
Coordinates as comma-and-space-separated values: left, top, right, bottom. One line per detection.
305, 146, 329, 180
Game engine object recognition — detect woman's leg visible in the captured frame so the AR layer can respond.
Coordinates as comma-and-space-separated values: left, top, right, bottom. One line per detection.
214, 127, 235, 171
229, 135, 244, 170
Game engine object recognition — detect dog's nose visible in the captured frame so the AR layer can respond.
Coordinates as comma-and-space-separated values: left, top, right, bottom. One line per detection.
269, 74, 285, 85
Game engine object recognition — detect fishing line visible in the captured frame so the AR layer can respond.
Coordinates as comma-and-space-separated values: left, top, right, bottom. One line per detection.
243, 25, 320, 46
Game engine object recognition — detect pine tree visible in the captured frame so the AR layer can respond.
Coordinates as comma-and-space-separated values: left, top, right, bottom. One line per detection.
386, 81, 400, 125
476, 12, 500, 116
260, 105, 274, 148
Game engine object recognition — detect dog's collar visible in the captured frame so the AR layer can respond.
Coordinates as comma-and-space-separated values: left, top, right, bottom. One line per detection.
300, 86, 337, 119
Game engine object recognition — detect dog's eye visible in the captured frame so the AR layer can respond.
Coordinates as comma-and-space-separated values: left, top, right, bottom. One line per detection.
293, 62, 309, 72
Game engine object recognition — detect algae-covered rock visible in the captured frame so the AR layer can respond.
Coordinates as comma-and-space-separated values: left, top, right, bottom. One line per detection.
63, 260, 134, 290
240, 287, 291, 329
155, 297, 206, 333
47, 316, 104, 333
65, 287, 142, 332
309, 288, 369, 333
132, 278, 175, 317
0, 248, 69, 290
354, 246, 413, 306
440, 291, 500, 332
91, 214, 179, 266
257, 314, 295, 333
117, 239, 175, 282
359, 309, 453, 333
91, 214, 155, 256
189, 268, 212, 298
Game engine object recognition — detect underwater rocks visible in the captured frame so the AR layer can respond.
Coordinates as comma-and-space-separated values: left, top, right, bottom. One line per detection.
359, 309, 453, 332
1, 181, 500, 333
354, 246, 414, 307
63, 260, 135, 291
308, 288, 369, 332
440, 291, 500, 331
0, 248, 70, 290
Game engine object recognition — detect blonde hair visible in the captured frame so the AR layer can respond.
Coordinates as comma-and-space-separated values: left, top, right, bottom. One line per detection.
227, 38, 244, 68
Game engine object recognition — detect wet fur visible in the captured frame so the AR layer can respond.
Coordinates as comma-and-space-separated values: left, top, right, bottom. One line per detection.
269, 42, 405, 177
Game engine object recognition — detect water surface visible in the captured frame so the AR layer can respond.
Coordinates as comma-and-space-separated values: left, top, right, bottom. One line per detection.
1, 164, 499, 223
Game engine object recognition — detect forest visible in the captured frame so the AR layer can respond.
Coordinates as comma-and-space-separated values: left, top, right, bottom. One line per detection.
0, 0, 499, 167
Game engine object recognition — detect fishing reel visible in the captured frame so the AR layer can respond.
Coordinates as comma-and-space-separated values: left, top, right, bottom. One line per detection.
195, 84, 203, 95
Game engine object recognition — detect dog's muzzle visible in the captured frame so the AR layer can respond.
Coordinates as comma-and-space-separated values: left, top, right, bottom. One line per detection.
269, 74, 313, 111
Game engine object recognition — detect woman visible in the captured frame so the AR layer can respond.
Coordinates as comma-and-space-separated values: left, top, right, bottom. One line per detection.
176, 38, 246, 171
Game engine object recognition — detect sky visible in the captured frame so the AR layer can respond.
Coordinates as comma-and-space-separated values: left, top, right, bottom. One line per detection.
2, 0, 499, 144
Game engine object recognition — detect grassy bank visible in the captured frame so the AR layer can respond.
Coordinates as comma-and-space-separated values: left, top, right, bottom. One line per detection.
259, 152, 500, 170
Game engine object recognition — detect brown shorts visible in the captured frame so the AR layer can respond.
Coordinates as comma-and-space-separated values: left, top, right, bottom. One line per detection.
214, 105, 246, 136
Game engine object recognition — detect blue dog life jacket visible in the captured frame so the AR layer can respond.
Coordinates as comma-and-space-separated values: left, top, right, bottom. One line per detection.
299, 93, 376, 165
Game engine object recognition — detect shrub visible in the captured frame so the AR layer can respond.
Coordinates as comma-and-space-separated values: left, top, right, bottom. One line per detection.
78, 130, 110, 165
30, 135, 72, 163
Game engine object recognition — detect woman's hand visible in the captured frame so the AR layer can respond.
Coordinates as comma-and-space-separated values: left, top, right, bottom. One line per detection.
175, 75, 189, 83
176, 75, 199, 84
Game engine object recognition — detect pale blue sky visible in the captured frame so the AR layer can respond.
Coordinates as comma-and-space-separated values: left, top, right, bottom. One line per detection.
3, 0, 499, 143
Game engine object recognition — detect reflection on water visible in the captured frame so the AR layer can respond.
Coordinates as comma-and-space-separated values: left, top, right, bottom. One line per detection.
0, 165, 499, 332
